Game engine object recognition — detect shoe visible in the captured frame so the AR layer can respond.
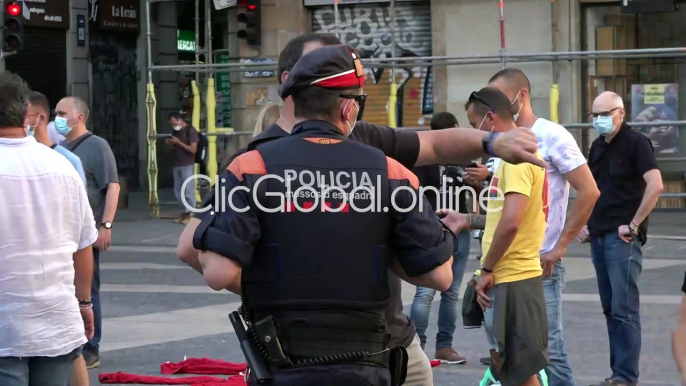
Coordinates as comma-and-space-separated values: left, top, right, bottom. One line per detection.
83, 349, 100, 369
434, 347, 466, 364
589, 378, 631, 386
480, 356, 491, 365
173, 213, 184, 224
181, 213, 191, 225
479, 367, 500, 386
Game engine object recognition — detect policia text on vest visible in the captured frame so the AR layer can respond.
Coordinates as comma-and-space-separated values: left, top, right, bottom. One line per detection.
192, 44, 455, 386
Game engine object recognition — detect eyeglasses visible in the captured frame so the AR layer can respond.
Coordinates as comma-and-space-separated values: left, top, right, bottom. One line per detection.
469, 91, 492, 111
588, 108, 620, 119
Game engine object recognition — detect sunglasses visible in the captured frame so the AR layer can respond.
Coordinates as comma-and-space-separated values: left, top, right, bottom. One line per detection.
588, 108, 620, 119
469, 91, 492, 111
341, 93, 367, 120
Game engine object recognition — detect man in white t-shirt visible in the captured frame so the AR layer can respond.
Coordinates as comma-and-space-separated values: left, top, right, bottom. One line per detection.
0, 72, 98, 386
489, 69, 600, 386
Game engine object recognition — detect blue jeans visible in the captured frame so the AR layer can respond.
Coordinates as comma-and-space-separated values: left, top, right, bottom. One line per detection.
0, 347, 81, 386
590, 233, 643, 386
85, 248, 101, 352
543, 261, 575, 386
410, 230, 471, 349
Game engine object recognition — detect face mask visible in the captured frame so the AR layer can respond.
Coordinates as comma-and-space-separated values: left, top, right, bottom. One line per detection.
477, 113, 494, 132
343, 100, 358, 137
511, 90, 523, 122
173, 125, 183, 131
54, 116, 74, 136
593, 114, 616, 136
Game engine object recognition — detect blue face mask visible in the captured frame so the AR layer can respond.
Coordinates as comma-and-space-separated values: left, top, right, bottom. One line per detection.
54, 116, 73, 136
593, 115, 616, 136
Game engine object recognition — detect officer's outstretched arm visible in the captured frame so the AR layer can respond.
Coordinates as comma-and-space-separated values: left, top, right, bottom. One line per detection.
386, 158, 454, 292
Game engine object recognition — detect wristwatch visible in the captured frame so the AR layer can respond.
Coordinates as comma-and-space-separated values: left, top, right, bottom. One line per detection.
101, 221, 113, 230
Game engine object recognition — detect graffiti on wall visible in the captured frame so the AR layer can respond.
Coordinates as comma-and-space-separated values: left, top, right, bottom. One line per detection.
90, 33, 139, 188
312, 3, 433, 126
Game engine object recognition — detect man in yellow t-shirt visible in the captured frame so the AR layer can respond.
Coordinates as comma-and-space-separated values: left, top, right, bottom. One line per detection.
465, 87, 549, 386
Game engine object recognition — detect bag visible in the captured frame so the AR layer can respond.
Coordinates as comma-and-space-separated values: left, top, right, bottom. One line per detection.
195, 132, 208, 164
70, 133, 93, 152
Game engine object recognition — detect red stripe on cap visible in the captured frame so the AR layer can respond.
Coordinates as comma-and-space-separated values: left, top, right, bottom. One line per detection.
314, 71, 365, 89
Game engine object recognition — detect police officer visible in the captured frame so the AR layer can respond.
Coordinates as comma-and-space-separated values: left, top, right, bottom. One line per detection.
192, 44, 455, 386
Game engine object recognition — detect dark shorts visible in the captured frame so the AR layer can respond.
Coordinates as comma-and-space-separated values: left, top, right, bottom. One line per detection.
485, 275, 549, 386
248, 364, 391, 386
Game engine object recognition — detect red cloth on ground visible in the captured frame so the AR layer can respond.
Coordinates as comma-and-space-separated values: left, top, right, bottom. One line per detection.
98, 371, 246, 386
430, 360, 441, 368
161, 358, 247, 375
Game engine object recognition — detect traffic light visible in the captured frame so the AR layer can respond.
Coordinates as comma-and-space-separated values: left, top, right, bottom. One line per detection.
4, 1, 24, 52
237, 0, 261, 46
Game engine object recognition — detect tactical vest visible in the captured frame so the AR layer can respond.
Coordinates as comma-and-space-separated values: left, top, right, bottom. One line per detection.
240, 121, 394, 367
243, 120, 392, 312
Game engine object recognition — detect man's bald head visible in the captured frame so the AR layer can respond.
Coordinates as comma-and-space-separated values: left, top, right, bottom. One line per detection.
593, 91, 624, 111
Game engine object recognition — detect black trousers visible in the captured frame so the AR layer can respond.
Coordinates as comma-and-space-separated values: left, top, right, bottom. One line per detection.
247, 364, 391, 386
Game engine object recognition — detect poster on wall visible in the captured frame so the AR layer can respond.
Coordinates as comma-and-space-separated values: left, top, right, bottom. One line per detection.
631, 84, 680, 155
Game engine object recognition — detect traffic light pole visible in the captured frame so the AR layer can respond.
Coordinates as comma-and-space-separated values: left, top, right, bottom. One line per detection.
0, 0, 4, 72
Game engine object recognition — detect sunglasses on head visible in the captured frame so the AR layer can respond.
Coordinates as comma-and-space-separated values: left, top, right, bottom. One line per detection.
469, 91, 492, 111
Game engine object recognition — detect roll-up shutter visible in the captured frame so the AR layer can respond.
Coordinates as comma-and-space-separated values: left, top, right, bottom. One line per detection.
89, 31, 140, 188
311, 1, 433, 127
6, 27, 67, 113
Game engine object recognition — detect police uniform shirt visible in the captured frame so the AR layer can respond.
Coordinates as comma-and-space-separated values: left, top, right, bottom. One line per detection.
586, 122, 659, 240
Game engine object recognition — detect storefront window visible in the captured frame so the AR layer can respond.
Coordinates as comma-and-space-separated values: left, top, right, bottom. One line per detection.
583, 5, 686, 165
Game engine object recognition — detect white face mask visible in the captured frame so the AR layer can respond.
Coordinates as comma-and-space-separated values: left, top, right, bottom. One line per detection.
343, 100, 358, 137
173, 125, 182, 131
511, 90, 523, 122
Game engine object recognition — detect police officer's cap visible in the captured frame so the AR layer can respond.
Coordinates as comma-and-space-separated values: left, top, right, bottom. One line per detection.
278, 44, 365, 99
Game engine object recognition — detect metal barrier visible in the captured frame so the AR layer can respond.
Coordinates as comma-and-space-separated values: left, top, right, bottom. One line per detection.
143, 0, 686, 215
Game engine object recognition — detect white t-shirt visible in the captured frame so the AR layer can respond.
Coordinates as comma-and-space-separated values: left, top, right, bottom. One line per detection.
530, 118, 587, 254
0, 136, 98, 357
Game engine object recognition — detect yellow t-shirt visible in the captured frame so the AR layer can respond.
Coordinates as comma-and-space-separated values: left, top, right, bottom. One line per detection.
480, 155, 549, 284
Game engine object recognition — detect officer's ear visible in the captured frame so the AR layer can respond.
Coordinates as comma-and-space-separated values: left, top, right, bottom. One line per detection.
280, 71, 290, 85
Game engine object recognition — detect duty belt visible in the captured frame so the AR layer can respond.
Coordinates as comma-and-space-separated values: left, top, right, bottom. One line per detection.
253, 315, 391, 369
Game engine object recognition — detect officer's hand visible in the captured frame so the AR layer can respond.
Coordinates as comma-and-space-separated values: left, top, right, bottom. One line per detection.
436, 209, 469, 234
493, 127, 547, 169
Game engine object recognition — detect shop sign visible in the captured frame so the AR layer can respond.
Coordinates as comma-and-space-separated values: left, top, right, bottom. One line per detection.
21, 0, 70, 29
89, 0, 140, 34
177, 30, 196, 53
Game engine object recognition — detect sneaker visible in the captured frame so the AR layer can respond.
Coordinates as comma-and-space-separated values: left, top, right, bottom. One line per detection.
479, 367, 500, 386
83, 349, 100, 369
181, 213, 191, 225
434, 347, 466, 364
173, 213, 185, 224
480, 356, 491, 365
